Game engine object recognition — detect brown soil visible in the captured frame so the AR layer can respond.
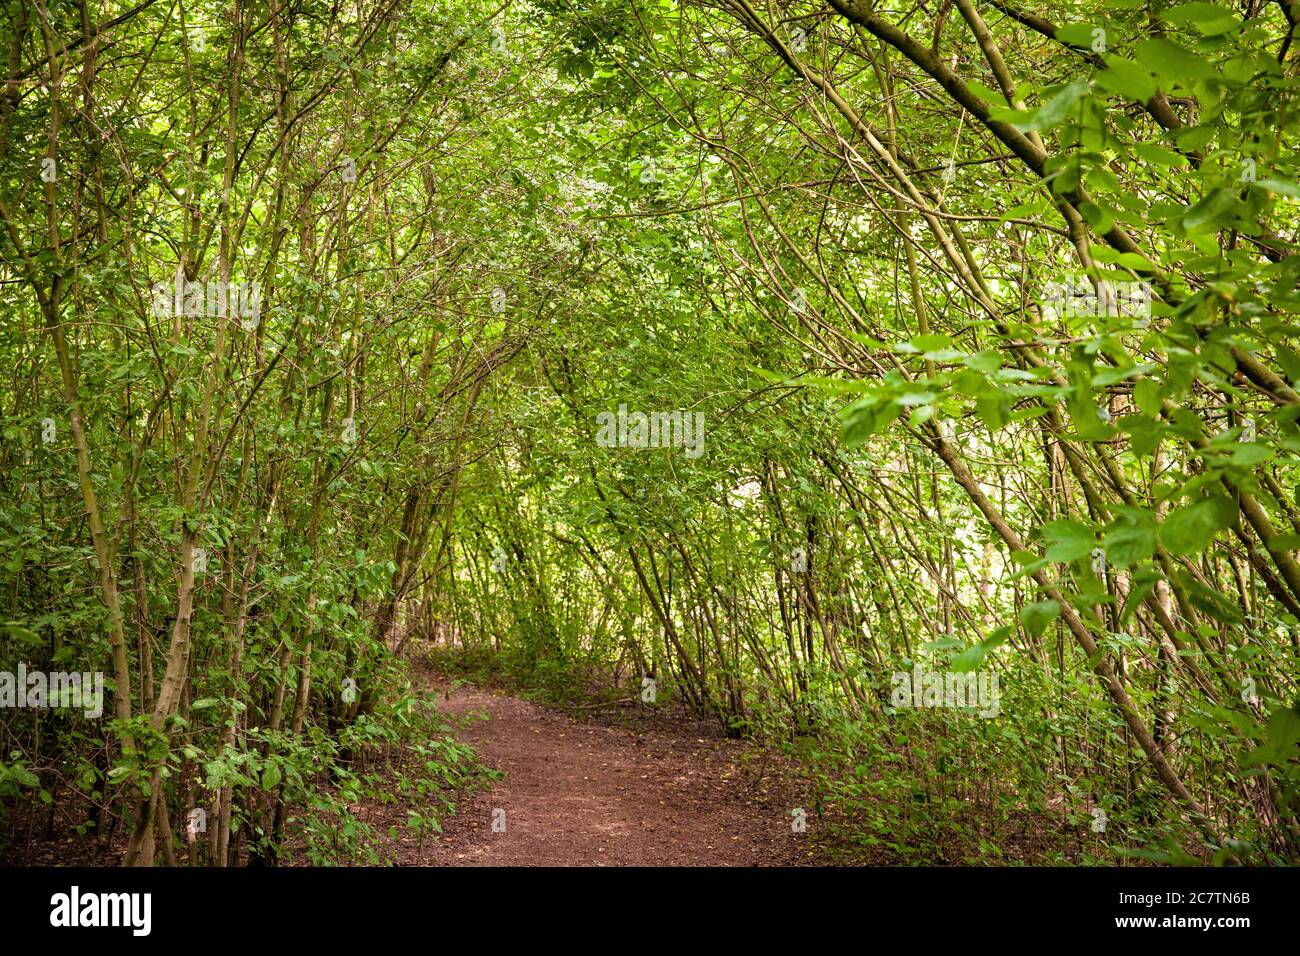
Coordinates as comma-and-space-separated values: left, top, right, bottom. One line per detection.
423, 681, 828, 866
0, 669, 1086, 867
0, 676, 834, 867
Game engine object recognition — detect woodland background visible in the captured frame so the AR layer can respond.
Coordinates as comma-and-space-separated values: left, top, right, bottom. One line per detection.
0, 0, 1298, 865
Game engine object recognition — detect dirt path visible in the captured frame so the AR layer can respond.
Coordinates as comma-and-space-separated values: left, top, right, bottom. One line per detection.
425, 683, 822, 866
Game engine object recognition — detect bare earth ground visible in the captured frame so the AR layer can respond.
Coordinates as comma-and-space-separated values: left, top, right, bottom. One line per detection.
3, 667, 1077, 866
422, 680, 827, 866
0, 673, 835, 867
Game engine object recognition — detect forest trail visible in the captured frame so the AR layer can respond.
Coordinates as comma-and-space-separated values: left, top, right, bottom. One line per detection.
424, 681, 824, 866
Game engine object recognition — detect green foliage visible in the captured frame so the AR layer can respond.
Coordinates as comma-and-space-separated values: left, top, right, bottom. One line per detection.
1, 0, 1297, 867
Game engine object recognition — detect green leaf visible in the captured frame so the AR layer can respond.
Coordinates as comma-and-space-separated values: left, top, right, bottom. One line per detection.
1274, 345, 1300, 382
1093, 363, 1154, 387
1175, 567, 1242, 629
840, 399, 902, 447
9, 765, 40, 788
922, 636, 965, 652
1243, 704, 1300, 766
1229, 443, 1272, 467
909, 334, 952, 352
976, 391, 1010, 432
1251, 178, 1300, 198
1119, 414, 1165, 457
1134, 378, 1162, 415
1183, 187, 1238, 232
1267, 534, 1300, 554
1160, 496, 1235, 556
1132, 143, 1188, 169
1268, 704, 1300, 751
1042, 519, 1095, 562
1162, 2, 1233, 24
1103, 523, 1155, 568
1014, 80, 1089, 132
1133, 38, 1214, 82
964, 351, 1003, 374
1120, 572, 1159, 623
951, 627, 1011, 673
950, 644, 987, 673
1161, 3, 1240, 36
1055, 23, 1104, 49
1096, 56, 1156, 103
1020, 599, 1061, 637
1173, 124, 1216, 151
4, 623, 41, 646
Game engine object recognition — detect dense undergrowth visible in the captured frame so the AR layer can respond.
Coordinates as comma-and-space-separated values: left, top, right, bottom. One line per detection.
2, 0, 1299, 866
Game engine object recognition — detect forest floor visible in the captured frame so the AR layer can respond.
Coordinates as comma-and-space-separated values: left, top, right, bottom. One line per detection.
412, 668, 835, 866
4, 659, 1084, 866
1, 664, 838, 866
